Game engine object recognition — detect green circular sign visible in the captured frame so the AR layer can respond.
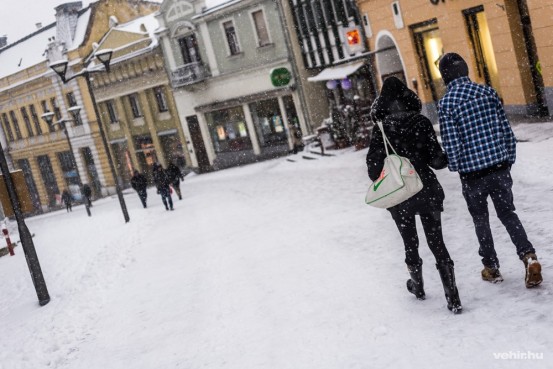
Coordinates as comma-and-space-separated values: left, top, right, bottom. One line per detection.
270, 67, 291, 87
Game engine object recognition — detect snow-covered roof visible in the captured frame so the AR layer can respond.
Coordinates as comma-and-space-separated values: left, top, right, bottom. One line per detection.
115, 12, 159, 35
194, 0, 244, 18
88, 13, 160, 70
0, 7, 91, 80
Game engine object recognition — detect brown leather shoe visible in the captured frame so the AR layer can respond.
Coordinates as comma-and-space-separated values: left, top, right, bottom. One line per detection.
523, 253, 543, 288
481, 266, 504, 283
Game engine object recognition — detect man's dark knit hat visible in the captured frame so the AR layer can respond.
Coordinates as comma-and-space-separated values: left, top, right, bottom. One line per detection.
438, 53, 469, 85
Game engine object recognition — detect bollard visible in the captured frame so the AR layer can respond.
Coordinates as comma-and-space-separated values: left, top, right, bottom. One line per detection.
1, 223, 14, 256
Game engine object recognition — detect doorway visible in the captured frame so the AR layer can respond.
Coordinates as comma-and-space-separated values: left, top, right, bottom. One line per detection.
186, 115, 210, 172
375, 34, 406, 85
464, 6, 502, 95
411, 19, 445, 102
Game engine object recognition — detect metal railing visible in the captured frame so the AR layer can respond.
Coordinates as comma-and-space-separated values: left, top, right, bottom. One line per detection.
170, 62, 210, 88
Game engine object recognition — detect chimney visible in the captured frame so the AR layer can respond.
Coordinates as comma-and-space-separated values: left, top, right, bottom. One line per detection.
0, 35, 7, 49
55, 1, 83, 46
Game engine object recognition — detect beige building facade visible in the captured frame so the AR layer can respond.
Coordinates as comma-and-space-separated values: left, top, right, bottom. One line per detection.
0, 0, 159, 212
357, 0, 552, 120
90, 13, 191, 186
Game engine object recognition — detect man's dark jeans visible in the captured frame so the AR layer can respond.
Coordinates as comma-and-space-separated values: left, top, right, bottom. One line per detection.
461, 168, 534, 268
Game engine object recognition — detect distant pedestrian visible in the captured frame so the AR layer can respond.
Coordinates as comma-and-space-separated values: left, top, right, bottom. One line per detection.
130, 169, 148, 208
82, 183, 92, 207
61, 189, 72, 212
152, 163, 173, 211
290, 123, 303, 154
166, 161, 184, 200
438, 53, 542, 288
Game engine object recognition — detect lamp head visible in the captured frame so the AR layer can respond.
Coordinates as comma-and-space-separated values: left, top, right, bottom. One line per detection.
49, 59, 69, 82
67, 105, 82, 118
95, 49, 113, 72
41, 111, 55, 125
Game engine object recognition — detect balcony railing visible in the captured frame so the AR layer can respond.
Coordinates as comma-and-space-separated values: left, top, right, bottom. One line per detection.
170, 62, 210, 88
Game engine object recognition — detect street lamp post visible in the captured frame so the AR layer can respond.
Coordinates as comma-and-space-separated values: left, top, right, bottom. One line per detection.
41, 110, 91, 217
49, 49, 130, 223
0, 142, 50, 306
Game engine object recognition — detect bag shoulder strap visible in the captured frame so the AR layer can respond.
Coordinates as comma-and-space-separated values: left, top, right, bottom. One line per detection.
376, 120, 398, 156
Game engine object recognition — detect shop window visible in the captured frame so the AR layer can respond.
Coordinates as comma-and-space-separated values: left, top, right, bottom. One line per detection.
464, 6, 501, 95
57, 151, 79, 188
223, 20, 241, 55
251, 10, 270, 47
249, 98, 288, 147
206, 106, 252, 153
2, 112, 14, 142
159, 133, 187, 168
411, 19, 445, 102
133, 135, 158, 174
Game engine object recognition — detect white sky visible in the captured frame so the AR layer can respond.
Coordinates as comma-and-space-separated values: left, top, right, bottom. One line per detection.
0, 0, 172, 46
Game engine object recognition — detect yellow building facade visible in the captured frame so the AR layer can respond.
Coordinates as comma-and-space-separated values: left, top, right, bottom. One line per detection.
0, 0, 159, 212
90, 13, 191, 186
357, 0, 552, 120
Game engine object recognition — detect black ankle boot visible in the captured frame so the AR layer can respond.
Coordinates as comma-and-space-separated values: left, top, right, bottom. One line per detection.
436, 262, 462, 314
406, 264, 425, 300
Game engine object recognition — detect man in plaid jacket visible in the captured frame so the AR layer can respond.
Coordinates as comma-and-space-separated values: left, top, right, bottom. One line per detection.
438, 52, 542, 288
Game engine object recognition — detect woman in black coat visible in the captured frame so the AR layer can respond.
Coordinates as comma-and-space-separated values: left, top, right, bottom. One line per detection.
366, 77, 461, 313
152, 163, 174, 211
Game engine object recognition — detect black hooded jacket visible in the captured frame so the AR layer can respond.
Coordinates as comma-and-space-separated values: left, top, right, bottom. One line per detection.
366, 77, 447, 215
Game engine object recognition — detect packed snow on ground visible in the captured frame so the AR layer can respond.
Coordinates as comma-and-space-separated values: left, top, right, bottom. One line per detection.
0, 123, 551, 369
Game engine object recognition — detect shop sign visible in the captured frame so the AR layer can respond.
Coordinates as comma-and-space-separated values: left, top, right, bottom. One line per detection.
343, 26, 365, 54
270, 67, 292, 87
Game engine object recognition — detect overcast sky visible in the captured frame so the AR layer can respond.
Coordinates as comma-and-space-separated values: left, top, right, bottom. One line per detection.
1, 0, 229, 45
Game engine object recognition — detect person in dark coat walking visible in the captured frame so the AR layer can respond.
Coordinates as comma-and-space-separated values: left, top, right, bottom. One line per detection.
166, 161, 184, 200
152, 163, 173, 211
61, 189, 72, 212
130, 170, 148, 208
82, 184, 92, 207
366, 76, 462, 313
438, 52, 542, 288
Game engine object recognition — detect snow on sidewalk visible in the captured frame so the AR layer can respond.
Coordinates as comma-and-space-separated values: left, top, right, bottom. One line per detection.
0, 124, 551, 369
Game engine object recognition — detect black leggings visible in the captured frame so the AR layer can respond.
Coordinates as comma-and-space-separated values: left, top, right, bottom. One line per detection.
391, 211, 452, 267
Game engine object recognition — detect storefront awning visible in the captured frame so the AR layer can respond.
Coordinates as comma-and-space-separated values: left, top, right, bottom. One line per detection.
307, 61, 365, 82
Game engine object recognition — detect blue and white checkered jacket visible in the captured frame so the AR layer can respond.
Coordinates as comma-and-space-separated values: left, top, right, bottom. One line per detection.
438, 77, 516, 174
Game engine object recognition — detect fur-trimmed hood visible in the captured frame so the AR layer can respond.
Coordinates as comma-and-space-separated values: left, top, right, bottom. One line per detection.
370, 76, 422, 122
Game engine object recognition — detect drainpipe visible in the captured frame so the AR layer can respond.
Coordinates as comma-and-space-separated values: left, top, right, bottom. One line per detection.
275, 0, 312, 134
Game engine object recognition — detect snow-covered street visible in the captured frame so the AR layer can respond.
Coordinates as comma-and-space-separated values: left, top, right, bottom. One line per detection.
0, 123, 552, 369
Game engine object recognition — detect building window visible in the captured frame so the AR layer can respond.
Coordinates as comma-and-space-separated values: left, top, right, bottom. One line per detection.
154, 87, 169, 113
105, 100, 118, 124
1, 112, 14, 142
29, 105, 43, 135
50, 97, 62, 121
128, 94, 143, 118
251, 10, 270, 47
223, 20, 241, 55
21, 107, 34, 137
41, 100, 55, 133
66, 92, 83, 126
9, 111, 22, 140
57, 151, 79, 188
178, 34, 201, 64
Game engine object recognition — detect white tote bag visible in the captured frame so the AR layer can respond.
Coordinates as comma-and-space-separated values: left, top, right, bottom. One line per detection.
365, 121, 423, 209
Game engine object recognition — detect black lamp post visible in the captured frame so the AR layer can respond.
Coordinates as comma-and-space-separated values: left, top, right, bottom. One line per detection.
0, 142, 50, 305
41, 109, 91, 217
49, 49, 129, 223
